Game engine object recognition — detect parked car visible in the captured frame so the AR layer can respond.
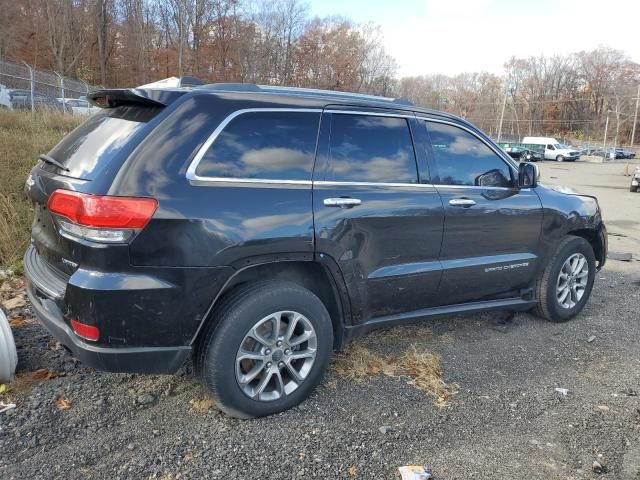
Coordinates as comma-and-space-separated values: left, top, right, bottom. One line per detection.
24, 81, 607, 418
617, 148, 636, 159
1, 89, 65, 112
521, 136, 581, 161
504, 146, 542, 162
593, 147, 625, 159
630, 166, 640, 192
57, 97, 101, 116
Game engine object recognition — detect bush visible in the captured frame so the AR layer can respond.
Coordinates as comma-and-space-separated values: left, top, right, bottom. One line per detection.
0, 110, 82, 268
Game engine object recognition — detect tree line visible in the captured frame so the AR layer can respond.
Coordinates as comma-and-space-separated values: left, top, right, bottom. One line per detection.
2, 0, 639, 143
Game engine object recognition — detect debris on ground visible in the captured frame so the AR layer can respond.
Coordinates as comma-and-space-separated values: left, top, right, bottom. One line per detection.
587, 335, 596, 343
0, 401, 16, 414
592, 460, 607, 474
554, 388, 569, 396
398, 465, 433, 479
190, 397, 215, 413
608, 252, 633, 262
1, 296, 25, 310
55, 396, 71, 410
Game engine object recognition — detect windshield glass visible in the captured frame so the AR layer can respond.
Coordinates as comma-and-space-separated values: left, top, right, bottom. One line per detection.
553, 144, 562, 149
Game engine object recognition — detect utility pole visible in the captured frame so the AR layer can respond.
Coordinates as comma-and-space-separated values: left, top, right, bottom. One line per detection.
496, 90, 507, 143
603, 113, 610, 160
631, 84, 640, 147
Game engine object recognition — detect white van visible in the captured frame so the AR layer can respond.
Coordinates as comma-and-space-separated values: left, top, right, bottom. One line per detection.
522, 137, 580, 162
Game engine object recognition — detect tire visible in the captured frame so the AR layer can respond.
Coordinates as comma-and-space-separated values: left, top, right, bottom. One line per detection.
631, 185, 638, 192
533, 236, 596, 322
0, 309, 18, 383
556, 155, 565, 162
195, 281, 333, 418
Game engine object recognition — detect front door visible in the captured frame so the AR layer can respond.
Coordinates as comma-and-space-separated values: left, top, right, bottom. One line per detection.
313, 110, 444, 325
422, 119, 543, 306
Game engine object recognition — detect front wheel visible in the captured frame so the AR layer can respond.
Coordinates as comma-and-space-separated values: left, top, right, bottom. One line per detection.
195, 281, 333, 418
556, 155, 565, 162
533, 236, 596, 322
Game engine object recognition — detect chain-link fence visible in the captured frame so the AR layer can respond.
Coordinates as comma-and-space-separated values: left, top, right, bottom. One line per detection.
0, 59, 102, 113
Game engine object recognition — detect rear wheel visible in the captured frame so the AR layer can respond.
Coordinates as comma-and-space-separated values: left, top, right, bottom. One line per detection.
533, 236, 596, 322
556, 155, 565, 162
195, 281, 333, 418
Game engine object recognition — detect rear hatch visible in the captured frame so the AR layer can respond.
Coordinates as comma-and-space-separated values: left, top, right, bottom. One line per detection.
26, 102, 164, 280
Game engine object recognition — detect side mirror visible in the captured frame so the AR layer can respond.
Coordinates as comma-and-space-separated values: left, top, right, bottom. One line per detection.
518, 162, 539, 188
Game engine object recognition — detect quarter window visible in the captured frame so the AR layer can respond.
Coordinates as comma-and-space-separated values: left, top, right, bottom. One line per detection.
425, 121, 513, 188
326, 114, 418, 183
195, 111, 320, 180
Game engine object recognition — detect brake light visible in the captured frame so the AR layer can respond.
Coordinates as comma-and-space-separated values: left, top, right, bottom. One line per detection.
70, 319, 100, 342
47, 190, 157, 243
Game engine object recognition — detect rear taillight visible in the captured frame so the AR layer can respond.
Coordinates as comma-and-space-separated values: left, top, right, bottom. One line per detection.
47, 190, 157, 243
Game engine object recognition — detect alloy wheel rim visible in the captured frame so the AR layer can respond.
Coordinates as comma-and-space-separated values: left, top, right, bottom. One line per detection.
556, 253, 588, 309
235, 311, 317, 402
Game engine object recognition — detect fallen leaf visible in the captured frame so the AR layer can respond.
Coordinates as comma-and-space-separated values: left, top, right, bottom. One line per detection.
9, 316, 34, 327
31, 369, 61, 380
190, 397, 215, 413
348, 466, 357, 477
0, 384, 6, 394
56, 397, 71, 410
1, 296, 26, 310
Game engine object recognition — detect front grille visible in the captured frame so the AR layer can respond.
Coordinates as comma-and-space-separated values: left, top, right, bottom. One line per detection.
24, 245, 69, 300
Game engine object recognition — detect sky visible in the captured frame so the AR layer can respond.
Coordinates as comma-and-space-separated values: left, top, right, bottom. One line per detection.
308, 0, 640, 77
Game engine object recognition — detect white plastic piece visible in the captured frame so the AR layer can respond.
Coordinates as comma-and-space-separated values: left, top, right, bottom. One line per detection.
0, 308, 18, 383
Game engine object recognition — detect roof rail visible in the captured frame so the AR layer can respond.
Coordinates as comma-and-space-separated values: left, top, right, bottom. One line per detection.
258, 85, 414, 105
196, 82, 414, 106
196, 83, 262, 92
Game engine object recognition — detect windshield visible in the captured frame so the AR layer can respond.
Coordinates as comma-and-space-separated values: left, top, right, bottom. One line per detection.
553, 144, 562, 149
46, 106, 162, 180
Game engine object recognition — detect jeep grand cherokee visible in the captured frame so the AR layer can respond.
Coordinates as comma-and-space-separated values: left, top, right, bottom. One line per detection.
24, 81, 607, 418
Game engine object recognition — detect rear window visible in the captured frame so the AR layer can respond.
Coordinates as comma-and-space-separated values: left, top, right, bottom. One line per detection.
46, 106, 161, 180
195, 111, 320, 181
326, 114, 418, 183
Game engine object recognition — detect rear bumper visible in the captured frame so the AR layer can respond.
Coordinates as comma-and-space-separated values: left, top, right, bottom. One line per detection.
26, 284, 190, 373
24, 245, 191, 374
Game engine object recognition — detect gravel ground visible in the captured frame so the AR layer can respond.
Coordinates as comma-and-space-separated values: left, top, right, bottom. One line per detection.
1, 159, 640, 480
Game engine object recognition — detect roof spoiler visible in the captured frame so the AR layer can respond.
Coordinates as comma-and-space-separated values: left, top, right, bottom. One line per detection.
88, 76, 204, 108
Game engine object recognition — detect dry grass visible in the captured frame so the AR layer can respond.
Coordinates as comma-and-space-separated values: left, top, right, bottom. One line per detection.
0, 110, 82, 268
332, 343, 456, 406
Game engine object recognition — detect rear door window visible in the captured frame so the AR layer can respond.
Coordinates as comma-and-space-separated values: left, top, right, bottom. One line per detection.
195, 111, 320, 180
47, 106, 162, 180
326, 113, 418, 183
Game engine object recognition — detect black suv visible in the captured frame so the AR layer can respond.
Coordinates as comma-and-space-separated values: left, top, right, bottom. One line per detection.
24, 81, 607, 418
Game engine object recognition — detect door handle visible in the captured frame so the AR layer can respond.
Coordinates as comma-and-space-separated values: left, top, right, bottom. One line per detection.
323, 197, 362, 208
449, 198, 476, 207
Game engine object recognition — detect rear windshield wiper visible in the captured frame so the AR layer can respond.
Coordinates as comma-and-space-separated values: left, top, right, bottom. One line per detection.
39, 154, 70, 172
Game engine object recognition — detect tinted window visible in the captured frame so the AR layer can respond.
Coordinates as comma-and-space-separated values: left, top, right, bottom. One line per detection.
426, 121, 513, 187
196, 111, 320, 180
326, 114, 417, 183
47, 105, 162, 179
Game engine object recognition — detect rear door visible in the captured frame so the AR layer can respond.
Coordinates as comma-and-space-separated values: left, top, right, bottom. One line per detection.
420, 118, 543, 305
313, 108, 444, 325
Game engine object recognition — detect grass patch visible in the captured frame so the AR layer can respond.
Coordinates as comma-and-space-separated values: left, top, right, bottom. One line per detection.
0, 110, 82, 268
332, 343, 456, 406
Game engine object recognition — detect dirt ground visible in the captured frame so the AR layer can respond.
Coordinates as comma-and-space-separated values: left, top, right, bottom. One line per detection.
1, 159, 639, 480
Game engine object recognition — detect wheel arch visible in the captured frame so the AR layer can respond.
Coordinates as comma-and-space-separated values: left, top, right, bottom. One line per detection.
192, 259, 351, 351
567, 227, 606, 270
